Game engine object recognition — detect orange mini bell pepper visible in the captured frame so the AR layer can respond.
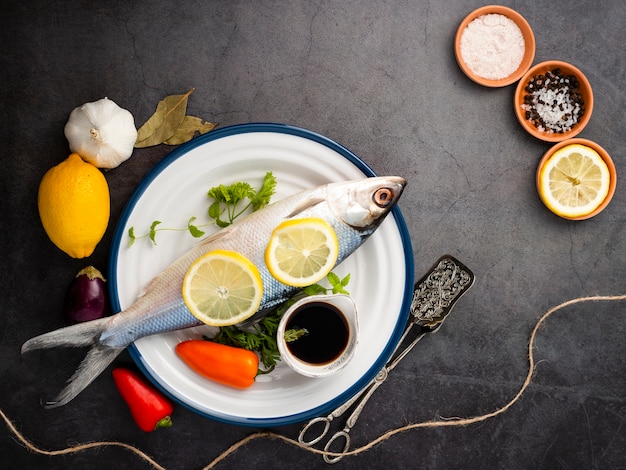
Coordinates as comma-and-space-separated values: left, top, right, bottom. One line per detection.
175, 340, 259, 388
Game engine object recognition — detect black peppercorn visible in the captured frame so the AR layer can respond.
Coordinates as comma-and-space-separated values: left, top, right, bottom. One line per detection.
520, 68, 584, 134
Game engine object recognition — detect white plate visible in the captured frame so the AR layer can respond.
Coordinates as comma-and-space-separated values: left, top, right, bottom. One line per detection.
108, 123, 414, 426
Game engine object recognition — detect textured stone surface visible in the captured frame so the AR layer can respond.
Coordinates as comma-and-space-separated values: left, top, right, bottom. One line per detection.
1, 1, 625, 468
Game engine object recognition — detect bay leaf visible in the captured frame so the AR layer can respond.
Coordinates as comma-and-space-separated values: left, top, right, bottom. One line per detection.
135, 89, 194, 148
164, 115, 217, 145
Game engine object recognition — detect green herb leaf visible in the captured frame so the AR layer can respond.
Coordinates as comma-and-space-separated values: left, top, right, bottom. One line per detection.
327, 272, 340, 288
135, 89, 194, 148
302, 283, 327, 296
250, 172, 277, 211
206, 173, 277, 227
207, 201, 222, 220
284, 328, 308, 342
128, 227, 136, 247
149, 220, 162, 244
164, 115, 217, 145
207, 185, 228, 202
229, 182, 254, 204
326, 272, 351, 294
187, 216, 205, 238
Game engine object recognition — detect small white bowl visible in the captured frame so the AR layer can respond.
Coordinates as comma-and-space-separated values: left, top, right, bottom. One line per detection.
277, 294, 358, 378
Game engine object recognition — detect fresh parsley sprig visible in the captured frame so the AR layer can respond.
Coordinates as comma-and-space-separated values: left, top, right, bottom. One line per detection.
127, 217, 206, 246
128, 172, 277, 245
208, 172, 277, 227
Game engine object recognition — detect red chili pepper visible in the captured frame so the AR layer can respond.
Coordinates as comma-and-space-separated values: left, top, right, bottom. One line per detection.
112, 367, 174, 432
175, 340, 258, 389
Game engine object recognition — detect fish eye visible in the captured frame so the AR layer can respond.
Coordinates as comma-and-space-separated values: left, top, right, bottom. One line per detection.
373, 188, 394, 207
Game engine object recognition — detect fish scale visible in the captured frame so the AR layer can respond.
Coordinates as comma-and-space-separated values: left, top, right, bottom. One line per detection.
21, 176, 406, 407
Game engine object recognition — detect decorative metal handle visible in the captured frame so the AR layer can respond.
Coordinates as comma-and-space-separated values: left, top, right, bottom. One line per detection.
411, 255, 474, 329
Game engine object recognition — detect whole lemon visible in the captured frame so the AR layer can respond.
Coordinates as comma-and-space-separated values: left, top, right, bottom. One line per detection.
38, 153, 110, 258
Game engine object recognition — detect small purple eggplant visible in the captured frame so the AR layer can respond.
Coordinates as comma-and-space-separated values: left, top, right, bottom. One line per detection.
63, 266, 109, 324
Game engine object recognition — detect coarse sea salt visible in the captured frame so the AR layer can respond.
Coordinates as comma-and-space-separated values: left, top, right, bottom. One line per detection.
460, 13, 525, 80
521, 69, 584, 134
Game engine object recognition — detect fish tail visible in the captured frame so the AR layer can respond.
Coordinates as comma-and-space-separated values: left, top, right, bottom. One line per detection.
21, 318, 124, 408
21, 318, 111, 352
44, 344, 124, 408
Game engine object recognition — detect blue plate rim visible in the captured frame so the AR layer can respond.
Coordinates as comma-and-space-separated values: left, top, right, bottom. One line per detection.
107, 122, 414, 427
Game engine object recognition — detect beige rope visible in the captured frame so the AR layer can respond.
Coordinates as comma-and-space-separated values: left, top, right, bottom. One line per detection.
4, 294, 625, 469
1, 407, 165, 469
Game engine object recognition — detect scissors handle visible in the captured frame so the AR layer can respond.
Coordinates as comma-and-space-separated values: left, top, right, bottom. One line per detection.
315, 367, 389, 463
322, 430, 351, 464
297, 416, 332, 446
298, 383, 371, 446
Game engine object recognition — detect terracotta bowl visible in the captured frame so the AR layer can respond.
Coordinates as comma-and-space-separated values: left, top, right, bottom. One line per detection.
515, 60, 593, 142
455, 5, 535, 87
536, 138, 616, 220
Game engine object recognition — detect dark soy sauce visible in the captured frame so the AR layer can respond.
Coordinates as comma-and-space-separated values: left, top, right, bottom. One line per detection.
286, 302, 349, 364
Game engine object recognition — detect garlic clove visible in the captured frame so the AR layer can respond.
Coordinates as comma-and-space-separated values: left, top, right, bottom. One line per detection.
64, 97, 138, 169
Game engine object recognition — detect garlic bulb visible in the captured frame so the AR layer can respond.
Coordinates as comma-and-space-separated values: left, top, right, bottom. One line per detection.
64, 97, 138, 169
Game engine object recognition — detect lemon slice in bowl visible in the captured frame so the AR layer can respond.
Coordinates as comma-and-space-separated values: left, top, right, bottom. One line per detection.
538, 143, 612, 219
265, 217, 339, 287
182, 249, 263, 326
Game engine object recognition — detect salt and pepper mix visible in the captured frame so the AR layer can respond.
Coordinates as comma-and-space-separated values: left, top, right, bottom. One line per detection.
521, 69, 585, 135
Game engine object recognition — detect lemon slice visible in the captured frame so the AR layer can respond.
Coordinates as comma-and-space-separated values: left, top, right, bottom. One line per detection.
538, 143, 611, 219
265, 217, 339, 287
182, 250, 263, 326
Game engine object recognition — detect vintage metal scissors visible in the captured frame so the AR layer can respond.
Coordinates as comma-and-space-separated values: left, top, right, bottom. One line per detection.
297, 255, 475, 463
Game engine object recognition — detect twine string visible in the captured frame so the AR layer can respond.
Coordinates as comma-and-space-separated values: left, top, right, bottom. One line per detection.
1, 406, 166, 470
3, 294, 625, 469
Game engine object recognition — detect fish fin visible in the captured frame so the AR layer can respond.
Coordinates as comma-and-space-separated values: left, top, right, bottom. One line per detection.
284, 192, 326, 218
21, 318, 123, 408
44, 344, 124, 408
21, 317, 110, 353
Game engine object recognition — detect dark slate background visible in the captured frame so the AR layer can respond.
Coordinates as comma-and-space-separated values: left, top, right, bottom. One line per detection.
1, 1, 625, 469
